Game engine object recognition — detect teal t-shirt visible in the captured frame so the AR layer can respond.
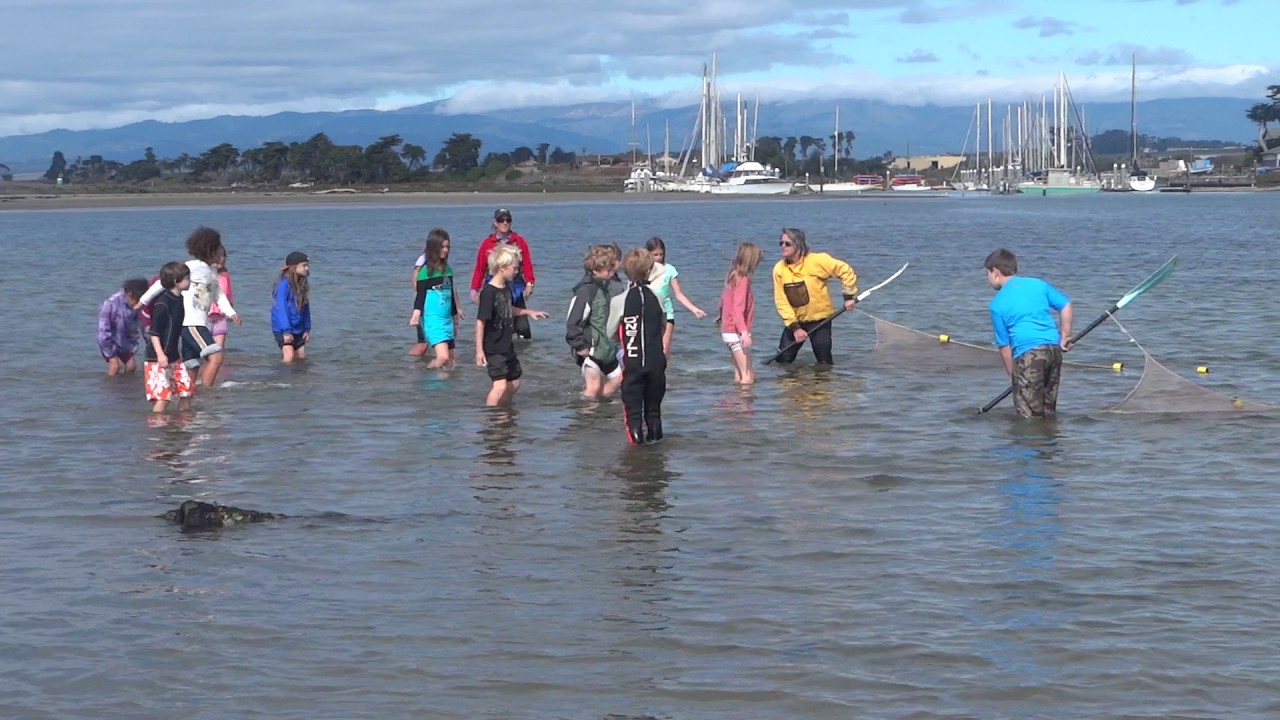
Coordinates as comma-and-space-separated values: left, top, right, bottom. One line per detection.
417, 264, 455, 321
989, 276, 1070, 359
650, 263, 678, 320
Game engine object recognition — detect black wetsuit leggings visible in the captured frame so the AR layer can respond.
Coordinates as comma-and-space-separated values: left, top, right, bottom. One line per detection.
775, 319, 834, 365
621, 369, 666, 442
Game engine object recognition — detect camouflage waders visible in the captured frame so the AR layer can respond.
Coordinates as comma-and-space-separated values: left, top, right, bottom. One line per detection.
1013, 345, 1062, 418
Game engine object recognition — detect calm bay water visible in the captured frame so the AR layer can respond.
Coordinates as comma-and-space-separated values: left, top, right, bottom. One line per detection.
2, 193, 1278, 719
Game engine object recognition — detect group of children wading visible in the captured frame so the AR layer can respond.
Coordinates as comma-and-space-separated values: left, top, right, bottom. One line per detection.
98, 207, 1074, 445
97, 227, 311, 413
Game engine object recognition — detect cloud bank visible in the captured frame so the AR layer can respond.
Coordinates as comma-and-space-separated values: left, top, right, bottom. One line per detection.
0, 0, 1270, 136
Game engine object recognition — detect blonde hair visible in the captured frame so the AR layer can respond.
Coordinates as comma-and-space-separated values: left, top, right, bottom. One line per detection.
583, 245, 615, 272
726, 242, 763, 285
622, 248, 654, 284
487, 243, 522, 275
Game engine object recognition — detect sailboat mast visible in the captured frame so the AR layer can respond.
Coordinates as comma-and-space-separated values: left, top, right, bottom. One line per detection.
1130, 54, 1138, 165
752, 92, 760, 162
710, 53, 720, 169
664, 118, 670, 178
987, 98, 994, 183
630, 99, 637, 167
976, 102, 981, 180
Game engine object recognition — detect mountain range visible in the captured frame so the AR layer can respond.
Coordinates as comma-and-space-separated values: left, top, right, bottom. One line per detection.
0, 97, 1257, 173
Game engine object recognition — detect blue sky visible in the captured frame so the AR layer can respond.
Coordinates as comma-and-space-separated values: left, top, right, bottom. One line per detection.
1, 0, 1272, 137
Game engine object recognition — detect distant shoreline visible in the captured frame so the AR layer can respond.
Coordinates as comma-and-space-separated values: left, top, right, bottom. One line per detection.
0, 189, 706, 212
1, 184, 1274, 212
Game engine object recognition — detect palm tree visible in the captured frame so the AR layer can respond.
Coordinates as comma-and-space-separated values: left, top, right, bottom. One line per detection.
798, 135, 815, 161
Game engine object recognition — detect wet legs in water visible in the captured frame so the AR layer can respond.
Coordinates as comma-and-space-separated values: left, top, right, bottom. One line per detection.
775, 320, 833, 365
621, 370, 666, 444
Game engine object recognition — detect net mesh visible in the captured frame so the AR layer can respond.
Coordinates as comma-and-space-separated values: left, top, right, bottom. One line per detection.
864, 312, 1113, 371
1104, 319, 1276, 414
862, 311, 1277, 414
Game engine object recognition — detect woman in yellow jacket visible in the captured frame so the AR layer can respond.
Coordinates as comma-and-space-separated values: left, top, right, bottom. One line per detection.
771, 228, 859, 364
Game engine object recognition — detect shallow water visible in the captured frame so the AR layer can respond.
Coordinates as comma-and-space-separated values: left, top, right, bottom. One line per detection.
2, 193, 1279, 718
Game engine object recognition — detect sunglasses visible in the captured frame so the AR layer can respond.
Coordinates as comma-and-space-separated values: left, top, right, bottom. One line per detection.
779, 241, 793, 247
496, 217, 512, 223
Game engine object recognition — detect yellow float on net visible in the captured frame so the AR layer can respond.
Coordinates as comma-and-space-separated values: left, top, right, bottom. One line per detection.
1111, 362, 1124, 371
1196, 366, 1210, 374
938, 334, 950, 343
1233, 398, 1246, 408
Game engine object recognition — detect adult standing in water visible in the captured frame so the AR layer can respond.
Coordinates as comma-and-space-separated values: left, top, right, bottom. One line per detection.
771, 228, 859, 365
469, 208, 536, 339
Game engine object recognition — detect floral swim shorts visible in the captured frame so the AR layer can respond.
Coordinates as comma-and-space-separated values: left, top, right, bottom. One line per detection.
144, 361, 196, 402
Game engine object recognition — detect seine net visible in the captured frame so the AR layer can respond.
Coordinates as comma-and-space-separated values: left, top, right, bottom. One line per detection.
864, 312, 1113, 371
863, 311, 1276, 414
1105, 320, 1276, 414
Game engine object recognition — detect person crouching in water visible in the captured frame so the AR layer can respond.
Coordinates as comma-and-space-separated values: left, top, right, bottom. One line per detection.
984, 248, 1073, 418
771, 227, 859, 365
566, 245, 624, 399
607, 248, 667, 444
98, 277, 149, 376
272, 252, 312, 363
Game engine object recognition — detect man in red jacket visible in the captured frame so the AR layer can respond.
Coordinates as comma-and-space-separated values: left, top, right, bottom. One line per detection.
469, 208, 536, 339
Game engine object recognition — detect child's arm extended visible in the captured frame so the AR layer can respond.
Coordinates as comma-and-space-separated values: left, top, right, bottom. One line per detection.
136, 279, 163, 309
474, 319, 486, 366
670, 276, 707, 318
514, 306, 550, 320
208, 269, 239, 322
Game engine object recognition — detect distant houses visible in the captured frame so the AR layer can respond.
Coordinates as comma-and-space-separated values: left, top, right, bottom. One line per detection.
889, 154, 965, 172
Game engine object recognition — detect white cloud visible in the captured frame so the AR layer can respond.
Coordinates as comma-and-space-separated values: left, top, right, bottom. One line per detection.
0, 0, 1269, 136
702, 64, 1272, 107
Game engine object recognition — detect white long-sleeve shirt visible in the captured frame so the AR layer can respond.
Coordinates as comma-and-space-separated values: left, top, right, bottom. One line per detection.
139, 259, 236, 328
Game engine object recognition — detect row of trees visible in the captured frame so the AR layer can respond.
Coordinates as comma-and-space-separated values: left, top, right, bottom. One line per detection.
1087, 129, 1246, 156
749, 133, 888, 177
38, 127, 886, 186
42, 133, 583, 186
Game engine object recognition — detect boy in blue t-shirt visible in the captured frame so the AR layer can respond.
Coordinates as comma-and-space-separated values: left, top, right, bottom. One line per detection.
984, 248, 1074, 418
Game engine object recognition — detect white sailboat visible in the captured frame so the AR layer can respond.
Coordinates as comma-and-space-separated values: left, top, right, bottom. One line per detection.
1127, 56, 1157, 192
708, 92, 793, 195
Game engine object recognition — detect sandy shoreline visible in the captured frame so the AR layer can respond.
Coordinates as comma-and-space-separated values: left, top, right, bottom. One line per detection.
0, 189, 730, 212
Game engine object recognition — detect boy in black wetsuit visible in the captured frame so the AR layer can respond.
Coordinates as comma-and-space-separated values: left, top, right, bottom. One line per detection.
607, 248, 667, 445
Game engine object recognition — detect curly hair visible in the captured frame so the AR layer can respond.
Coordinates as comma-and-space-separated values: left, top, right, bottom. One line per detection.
185, 226, 224, 264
